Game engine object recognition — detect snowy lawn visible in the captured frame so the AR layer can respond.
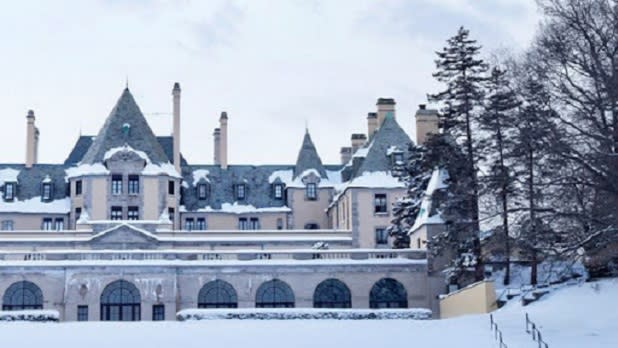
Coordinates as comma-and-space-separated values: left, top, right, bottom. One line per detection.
0, 278, 614, 348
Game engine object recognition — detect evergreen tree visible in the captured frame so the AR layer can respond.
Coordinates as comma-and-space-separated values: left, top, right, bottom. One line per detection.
478, 66, 521, 285
429, 26, 488, 281
387, 143, 430, 249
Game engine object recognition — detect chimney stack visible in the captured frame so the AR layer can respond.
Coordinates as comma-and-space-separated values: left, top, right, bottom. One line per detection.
340, 147, 352, 164
351, 133, 367, 154
34, 127, 40, 164
25, 110, 37, 168
219, 112, 228, 170
213, 128, 221, 165
415, 104, 439, 145
367, 112, 378, 137
172, 82, 181, 173
376, 98, 396, 126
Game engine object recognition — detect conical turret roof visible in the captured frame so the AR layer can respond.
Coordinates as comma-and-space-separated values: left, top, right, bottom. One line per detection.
80, 88, 170, 165
294, 130, 327, 179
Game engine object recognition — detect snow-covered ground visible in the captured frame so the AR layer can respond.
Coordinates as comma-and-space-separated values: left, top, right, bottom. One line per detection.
0, 278, 614, 348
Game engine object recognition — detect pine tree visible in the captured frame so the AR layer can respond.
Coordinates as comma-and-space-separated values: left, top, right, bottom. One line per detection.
478, 66, 521, 285
387, 143, 430, 249
429, 26, 488, 281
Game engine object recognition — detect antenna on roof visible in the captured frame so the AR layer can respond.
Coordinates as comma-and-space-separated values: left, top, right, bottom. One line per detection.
125, 75, 129, 90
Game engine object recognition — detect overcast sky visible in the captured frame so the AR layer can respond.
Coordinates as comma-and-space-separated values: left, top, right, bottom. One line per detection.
0, 0, 539, 166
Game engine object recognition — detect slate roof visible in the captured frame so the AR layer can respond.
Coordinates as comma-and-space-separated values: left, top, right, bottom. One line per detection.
294, 130, 327, 179
80, 88, 170, 165
0, 164, 69, 201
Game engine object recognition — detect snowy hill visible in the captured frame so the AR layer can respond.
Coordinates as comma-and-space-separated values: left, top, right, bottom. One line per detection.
0, 279, 614, 348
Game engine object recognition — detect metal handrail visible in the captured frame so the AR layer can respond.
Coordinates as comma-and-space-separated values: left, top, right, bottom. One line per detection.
525, 313, 549, 348
489, 314, 508, 348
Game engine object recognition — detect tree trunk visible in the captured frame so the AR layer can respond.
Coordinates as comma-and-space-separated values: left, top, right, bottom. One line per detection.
528, 146, 538, 286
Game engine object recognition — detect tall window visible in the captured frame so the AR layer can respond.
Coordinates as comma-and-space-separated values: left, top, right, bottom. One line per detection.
127, 206, 139, 220
111, 206, 123, 220
196, 218, 206, 230
249, 217, 260, 230
375, 228, 388, 245
100, 280, 141, 321
42, 183, 52, 201
4, 183, 15, 201
274, 184, 283, 199
152, 304, 165, 321
238, 217, 248, 230
75, 180, 82, 196
111, 175, 123, 195
197, 184, 208, 200
1, 220, 14, 231
168, 180, 175, 195
128, 175, 139, 195
236, 184, 246, 200
77, 305, 88, 321
374, 194, 387, 213
54, 218, 64, 231
306, 183, 317, 200
184, 218, 194, 231
42, 218, 53, 230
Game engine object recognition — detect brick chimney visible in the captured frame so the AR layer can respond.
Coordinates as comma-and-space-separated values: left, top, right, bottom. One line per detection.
376, 98, 396, 126
25, 110, 37, 168
415, 104, 439, 145
351, 133, 367, 154
219, 112, 228, 170
340, 146, 352, 164
172, 82, 181, 173
213, 128, 221, 165
367, 112, 378, 137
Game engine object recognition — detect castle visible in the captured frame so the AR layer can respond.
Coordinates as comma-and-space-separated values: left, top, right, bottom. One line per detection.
0, 83, 444, 321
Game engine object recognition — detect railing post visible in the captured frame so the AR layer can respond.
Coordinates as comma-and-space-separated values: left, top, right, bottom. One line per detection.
490, 313, 494, 330
532, 323, 536, 340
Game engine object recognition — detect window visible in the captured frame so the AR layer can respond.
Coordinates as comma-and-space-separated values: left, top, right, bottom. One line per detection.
198, 280, 238, 308
304, 223, 320, 230
369, 278, 408, 309
77, 305, 88, 321
274, 184, 283, 199
4, 182, 15, 201
100, 280, 141, 321
75, 180, 82, 196
393, 152, 404, 164
75, 207, 82, 221
111, 206, 123, 220
255, 279, 295, 308
276, 218, 283, 230
306, 183, 317, 200
1, 220, 14, 231
42, 183, 52, 201
127, 206, 139, 221
152, 304, 165, 321
375, 228, 388, 245
2, 281, 43, 310
168, 180, 175, 195
196, 218, 206, 231
236, 184, 246, 200
197, 184, 208, 200
128, 175, 139, 195
313, 279, 351, 308
168, 207, 175, 225
249, 217, 260, 230
54, 218, 64, 231
374, 194, 387, 214
238, 218, 248, 230
42, 218, 53, 231
184, 218, 194, 231
111, 175, 123, 195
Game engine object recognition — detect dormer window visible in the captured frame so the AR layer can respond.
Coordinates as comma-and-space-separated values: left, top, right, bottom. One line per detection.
273, 184, 284, 200
197, 183, 208, 200
4, 182, 15, 201
306, 183, 317, 200
75, 180, 82, 196
42, 183, 52, 201
236, 184, 246, 200
393, 152, 404, 164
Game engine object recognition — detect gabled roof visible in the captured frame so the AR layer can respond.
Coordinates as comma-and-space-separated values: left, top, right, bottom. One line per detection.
352, 113, 412, 177
294, 130, 327, 179
80, 88, 170, 165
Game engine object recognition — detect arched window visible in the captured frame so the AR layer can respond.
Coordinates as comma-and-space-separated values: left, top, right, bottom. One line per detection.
2, 281, 43, 310
369, 278, 408, 309
100, 280, 141, 321
198, 280, 238, 308
313, 279, 351, 308
255, 279, 294, 308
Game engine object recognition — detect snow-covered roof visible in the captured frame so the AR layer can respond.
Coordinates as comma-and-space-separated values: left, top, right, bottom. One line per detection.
409, 168, 449, 233
180, 202, 292, 214
0, 197, 70, 214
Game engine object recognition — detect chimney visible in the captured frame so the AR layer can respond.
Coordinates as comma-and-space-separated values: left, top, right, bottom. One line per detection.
213, 128, 221, 165
415, 104, 439, 145
34, 127, 40, 164
172, 82, 181, 173
219, 112, 228, 170
367, 112, 378, 137
351, 133, 367, 154
25, 110, 37, 168
376, 98, 396, 126
340, 147, 352, 164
